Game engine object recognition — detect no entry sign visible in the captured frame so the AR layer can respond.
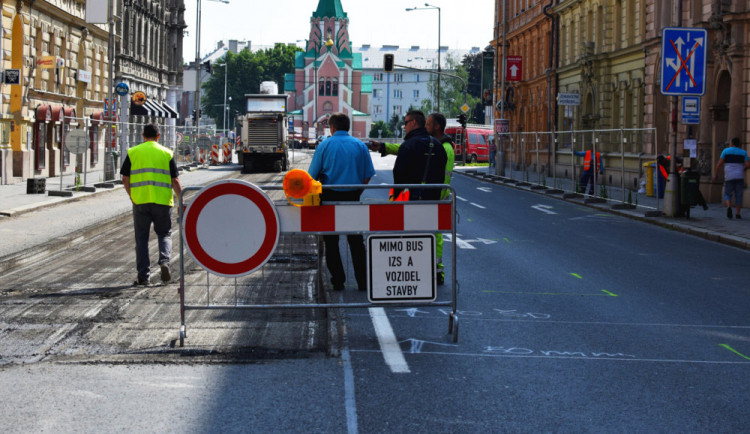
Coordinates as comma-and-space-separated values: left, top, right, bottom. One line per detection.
368, 234, 435, 303
182, 180, 280, 277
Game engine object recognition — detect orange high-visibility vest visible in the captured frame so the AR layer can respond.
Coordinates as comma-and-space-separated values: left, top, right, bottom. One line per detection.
583, 150, 601, 171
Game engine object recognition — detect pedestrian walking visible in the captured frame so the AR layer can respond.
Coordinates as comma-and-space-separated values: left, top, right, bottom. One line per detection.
120, 124, 182, 285
308, 113, 375, 291
714, 137, 750, 219
574, 149, 603, 195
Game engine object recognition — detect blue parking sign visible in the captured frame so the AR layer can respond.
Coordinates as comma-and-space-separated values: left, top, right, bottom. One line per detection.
661, 27, 707, 96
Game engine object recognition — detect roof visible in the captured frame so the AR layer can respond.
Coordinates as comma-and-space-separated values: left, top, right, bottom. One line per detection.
313, 0, 347, 19
360, 75, 372, 93
352, 109, 369, 116
354, 45, 482, 70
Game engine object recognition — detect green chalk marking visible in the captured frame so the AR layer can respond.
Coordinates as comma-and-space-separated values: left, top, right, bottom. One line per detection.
570, 273, 583, 279
504, 238, 511, 243
601, 290, 618, 297
719, 344, 750, 361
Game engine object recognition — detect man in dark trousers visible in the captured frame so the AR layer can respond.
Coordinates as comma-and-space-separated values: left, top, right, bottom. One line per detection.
121, 124, 182, 285
392, 110, 447, 201
308, 113, 375, 291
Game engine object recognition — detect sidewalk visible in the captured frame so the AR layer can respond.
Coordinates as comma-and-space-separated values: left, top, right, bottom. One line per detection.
455, 166, 750, 251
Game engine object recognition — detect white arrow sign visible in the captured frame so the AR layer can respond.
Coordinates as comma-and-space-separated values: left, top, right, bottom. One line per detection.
509, 64, 519, 78
532, 204, 557, 215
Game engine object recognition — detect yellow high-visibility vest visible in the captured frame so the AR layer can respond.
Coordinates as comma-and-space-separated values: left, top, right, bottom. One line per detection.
127, 141, 174, 206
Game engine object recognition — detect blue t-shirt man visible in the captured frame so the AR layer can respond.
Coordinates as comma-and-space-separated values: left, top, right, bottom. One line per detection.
307, 114, 375, 291
308, 131, 375, 191
715, 137, 750, 219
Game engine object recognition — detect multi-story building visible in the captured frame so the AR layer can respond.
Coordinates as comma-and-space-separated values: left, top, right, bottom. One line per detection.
356, 45, 478, 127
0, 0, 184, 185
285, 0, 371, 139
493, 1, 554, 134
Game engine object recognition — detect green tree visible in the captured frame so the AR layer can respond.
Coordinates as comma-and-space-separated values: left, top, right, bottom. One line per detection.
388, 113, 403, 138
201, 43, 302, 130
369, 120, 393, 138
420, 54, 481, 122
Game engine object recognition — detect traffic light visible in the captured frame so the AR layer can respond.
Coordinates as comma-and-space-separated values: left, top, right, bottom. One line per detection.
458, 113, 467, 128
383, 54, 394, 72
203, 60, 212, 74
192, 110, 196, 120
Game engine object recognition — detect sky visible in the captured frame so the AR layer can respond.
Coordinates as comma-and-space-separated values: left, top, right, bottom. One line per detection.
183, 0, 496, 61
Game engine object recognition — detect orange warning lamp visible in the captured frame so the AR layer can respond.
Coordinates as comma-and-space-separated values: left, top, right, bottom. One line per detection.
283, 169, 321, 207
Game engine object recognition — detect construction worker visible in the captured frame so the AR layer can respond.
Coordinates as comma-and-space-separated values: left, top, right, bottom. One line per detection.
370, 112, 454, 284
574, 149, 603, 195
120, 124, 182, 285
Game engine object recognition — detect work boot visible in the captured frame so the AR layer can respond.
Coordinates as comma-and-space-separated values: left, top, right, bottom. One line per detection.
160, 264, 171, 282
437, 271, 445, 285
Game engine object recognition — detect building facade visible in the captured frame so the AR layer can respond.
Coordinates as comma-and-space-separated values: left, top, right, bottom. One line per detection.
285, 0, 371, 139
356, 45, 478, 127
0, 0, 184, 185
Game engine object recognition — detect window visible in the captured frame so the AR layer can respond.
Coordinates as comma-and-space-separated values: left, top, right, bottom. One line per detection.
394, 73, 403, 82
469, 133, 478, 144
393, 105, 402, 115
413, 90, 419, 99
373, 73, 383, 82
415, 74, 420, 82
373, 89, 381, 98
325, 78, 332, 96
319, 78, 325, 96
332, 78, 338, 96
478, 134, 486, 145
394, 89, 402, 99
374, 105, 383, 113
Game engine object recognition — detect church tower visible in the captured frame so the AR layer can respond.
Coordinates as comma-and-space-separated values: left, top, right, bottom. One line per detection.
286, 0, 371, 140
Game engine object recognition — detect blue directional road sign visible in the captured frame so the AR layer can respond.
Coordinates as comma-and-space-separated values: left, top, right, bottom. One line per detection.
681, 96, 700, 125
661, 27, 707, 96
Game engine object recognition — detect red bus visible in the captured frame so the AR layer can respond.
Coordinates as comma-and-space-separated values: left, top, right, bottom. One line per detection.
445, 126, 493, 163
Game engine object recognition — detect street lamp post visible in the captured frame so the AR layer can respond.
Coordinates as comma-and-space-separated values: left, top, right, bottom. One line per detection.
406, 3, 441, 111
223, 60, 228, 134
193, 0, 229, 132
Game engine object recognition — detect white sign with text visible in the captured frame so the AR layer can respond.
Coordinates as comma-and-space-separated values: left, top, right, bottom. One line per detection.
368, 234, 435, 303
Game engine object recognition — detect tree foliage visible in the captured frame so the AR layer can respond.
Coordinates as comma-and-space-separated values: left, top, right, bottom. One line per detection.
420, 54, 481, 123
369, 120, 393, 138
201, 44, 301, 130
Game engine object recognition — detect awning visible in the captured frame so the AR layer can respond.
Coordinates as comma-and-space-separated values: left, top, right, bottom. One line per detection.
129, 100, 179, 118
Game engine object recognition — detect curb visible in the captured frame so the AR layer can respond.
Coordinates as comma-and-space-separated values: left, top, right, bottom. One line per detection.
456, 170, 750, 252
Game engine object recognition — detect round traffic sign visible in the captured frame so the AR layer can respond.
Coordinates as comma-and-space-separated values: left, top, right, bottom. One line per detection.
176, 132, 184, 144
182, 180, 280, 277
115, 82, 129, 96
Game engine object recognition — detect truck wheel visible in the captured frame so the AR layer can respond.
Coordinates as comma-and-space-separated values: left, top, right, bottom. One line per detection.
282, 157, 288, 171
470, 154, 478, 164
274, 160, 283, 172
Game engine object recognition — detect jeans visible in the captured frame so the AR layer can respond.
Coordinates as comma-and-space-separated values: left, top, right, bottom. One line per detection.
321, 189, 367, 290
133, 203, 173, 281
724, 178, 744, 206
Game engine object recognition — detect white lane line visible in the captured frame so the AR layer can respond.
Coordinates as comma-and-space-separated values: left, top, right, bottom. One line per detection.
456, 196, 468, 202
477, 187, 492, 192
443, 234, 477, 250
342, 347, 359, 434
369, 307, 410, 373
470, 202, 486, 209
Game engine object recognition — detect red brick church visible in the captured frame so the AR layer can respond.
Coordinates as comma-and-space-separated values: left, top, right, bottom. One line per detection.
285, 0, 371, 139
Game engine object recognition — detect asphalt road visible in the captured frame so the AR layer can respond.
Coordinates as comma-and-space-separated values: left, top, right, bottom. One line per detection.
0, 153, 748, 432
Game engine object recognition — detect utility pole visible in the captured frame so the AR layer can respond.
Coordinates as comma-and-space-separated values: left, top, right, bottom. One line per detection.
106, 0, 116, 180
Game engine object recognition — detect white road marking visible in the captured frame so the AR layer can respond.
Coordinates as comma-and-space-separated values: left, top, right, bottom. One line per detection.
456, 196, 468, 202
470, 202, 486, 209
477, 187, 492, 192
369, 307, 410, 373
443, 234, 476, 250
532, 204, 557, 215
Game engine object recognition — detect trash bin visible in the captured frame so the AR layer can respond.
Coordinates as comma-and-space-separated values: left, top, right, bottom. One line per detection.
26, 178, 45, 194
680, 170, 701, 206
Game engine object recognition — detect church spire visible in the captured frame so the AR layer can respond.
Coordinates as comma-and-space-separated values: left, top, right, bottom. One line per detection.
312, 0, 347, 19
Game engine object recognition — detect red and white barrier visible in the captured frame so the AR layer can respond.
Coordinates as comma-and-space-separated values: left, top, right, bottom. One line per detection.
211, 144, 220, 165
276, 203, 452, 234
223, 142, 231, 163
198, 148, 205, 164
